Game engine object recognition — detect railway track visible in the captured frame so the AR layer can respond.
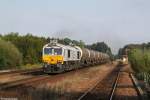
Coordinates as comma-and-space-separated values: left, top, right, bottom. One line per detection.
0, 68, 43, 76
0, 64, 145, 100
112, 72, 145, 100
0, 67, 48, 91
109, 70, 120, 100
0, 68, 42, 75
77, 67, 144, 100
0, 67, 86, 90
0, 75, 50, 90
77, 68, 120, 100
0, 67, 90, 91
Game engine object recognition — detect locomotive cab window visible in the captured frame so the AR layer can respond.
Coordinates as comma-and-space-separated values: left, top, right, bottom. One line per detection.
68, 50, 70, 58
54, 48, 62, 55
77, 51, 80, 59
44, 48, 52, 55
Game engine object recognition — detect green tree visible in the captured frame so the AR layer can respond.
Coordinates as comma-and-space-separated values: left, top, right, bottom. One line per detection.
86, 42, 113, 59
63, 38, 72, 45
2, 33, 47, 64
0, 39, 22, 69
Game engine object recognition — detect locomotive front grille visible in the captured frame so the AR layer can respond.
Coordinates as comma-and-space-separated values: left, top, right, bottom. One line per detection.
44, 64, 61, 73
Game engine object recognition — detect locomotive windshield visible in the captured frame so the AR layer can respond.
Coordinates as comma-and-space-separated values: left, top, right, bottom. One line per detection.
44, 48, 52, 55
44, 47, 62, 55
54, 48, 62, 55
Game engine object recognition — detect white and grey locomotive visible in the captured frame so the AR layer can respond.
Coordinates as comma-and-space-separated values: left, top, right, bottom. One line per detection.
42, 41, 110, 73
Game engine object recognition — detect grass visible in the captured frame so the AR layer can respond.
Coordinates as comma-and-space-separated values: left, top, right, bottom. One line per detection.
128, 48, 150, 85
20, 75, 83, 100
20, 63, 42, 70
16, 65, 106, 100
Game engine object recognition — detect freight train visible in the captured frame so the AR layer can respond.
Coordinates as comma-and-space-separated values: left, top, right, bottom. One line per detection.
42, 40, 110, 73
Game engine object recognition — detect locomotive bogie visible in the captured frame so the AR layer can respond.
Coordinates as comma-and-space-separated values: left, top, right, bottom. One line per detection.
43, 63, 64, 73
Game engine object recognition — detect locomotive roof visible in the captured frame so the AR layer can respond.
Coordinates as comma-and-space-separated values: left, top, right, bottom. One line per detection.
43, 43, 81, 51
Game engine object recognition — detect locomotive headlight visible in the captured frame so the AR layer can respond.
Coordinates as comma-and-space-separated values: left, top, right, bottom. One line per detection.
57, 60, 62, 63
44, 64, 47, 68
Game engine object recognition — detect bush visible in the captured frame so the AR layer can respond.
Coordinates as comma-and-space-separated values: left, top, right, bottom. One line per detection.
0, 39, 22, 69
2, 33, 46, 64
128, 48, 150, 73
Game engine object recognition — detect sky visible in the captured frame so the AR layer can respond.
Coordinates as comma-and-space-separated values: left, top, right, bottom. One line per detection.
0, 0, 150, 54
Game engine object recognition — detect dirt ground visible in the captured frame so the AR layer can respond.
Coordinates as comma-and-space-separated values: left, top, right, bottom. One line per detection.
32, 62, 118, 100
0, 62, 118, 100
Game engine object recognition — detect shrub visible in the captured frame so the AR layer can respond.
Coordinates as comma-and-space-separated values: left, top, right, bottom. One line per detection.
128, 48, 150, 73
0, 39, 22, 69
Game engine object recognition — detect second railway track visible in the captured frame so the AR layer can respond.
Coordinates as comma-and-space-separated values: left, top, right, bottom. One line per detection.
78, 66, 144, 100
0, 67, 89, 91
78, 67, 120, 100
111, 72, 145, 100
0, 75, 50, 90
0, 68, 43, 76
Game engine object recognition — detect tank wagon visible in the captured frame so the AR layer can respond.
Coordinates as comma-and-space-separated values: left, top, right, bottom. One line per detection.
42, 41, 110, 73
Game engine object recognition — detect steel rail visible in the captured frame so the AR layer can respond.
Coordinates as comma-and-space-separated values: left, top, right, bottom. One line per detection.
0, 68, 42, 75
109, 71, 120, 100
77, 77, 102, 100
0, 75, 49, 90
130, 73, 146, 100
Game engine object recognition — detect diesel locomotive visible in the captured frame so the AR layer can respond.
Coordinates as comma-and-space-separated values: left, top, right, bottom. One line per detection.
42, 40, 110, 73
